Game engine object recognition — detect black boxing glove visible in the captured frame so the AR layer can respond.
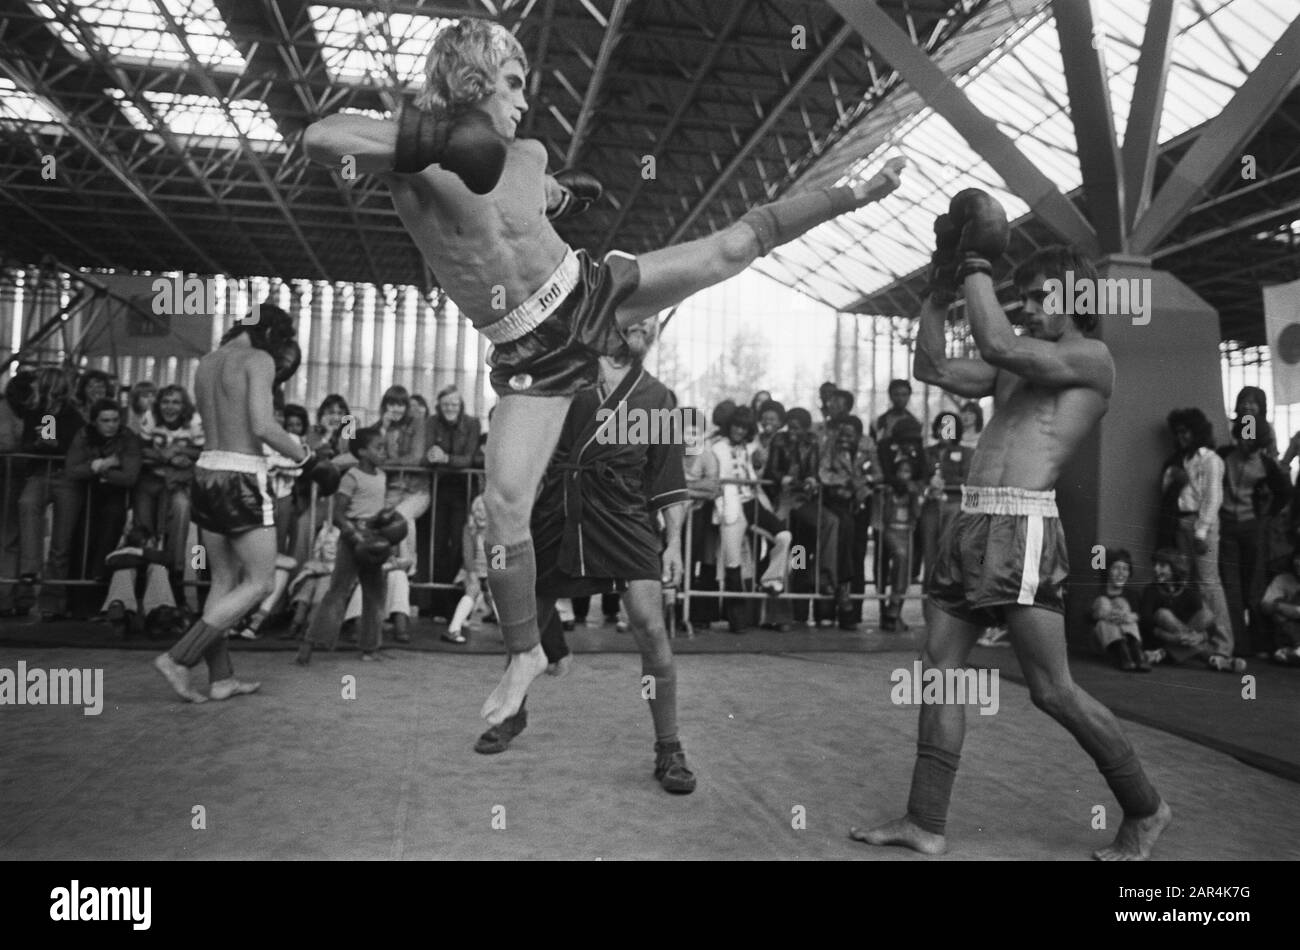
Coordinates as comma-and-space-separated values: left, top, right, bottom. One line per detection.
928, 213, 960, 306
366, 507, 409, 546
394, 101, 507, 194
948, 188, 1009, 280
547, 169, 603, 219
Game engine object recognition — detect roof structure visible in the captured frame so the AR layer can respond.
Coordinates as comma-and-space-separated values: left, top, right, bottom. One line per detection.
1, 0, 1298, 345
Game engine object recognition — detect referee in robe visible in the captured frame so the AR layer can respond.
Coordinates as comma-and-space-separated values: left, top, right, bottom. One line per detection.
475, 338, 697, 794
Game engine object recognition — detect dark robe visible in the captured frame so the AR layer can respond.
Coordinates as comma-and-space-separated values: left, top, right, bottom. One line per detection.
531, 364, 689, 598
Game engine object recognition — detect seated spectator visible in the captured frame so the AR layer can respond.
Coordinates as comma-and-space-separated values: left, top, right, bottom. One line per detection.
17, 368, 84, 618
1260, 548, 1300, 666
764, 406, 838, 624
292, 394, 352, 565
921, 411, 973, 584
820, 414, 873, 630
48, 399, 143, 619
0, 371, 33, 618
133, 383, 203, 592
959, 400, 984, 450
425, 385, 482, 618
286, 523, 340, 640
1139, 548, 1245, 672
99, 525, 174, 637
445, 492, 494, 644
876, 457, 923, 632
1090, 549, 1149, 672
230, 554, 299, 641
74, 370, 114, 421
1218, 417, 1291, 657
266, 397, 307, 556
125, 380, 157, 436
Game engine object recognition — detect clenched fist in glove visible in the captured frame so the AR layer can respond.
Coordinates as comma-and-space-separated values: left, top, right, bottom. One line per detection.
947, 188, 1009, 281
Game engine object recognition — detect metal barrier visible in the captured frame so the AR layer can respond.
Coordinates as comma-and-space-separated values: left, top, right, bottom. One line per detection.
0, 453, 930, 630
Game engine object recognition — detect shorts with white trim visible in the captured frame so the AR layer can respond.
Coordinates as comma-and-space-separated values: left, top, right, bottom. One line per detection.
927, 486, 1069, 627
484, 246, 641, 398
190, 451, 275, 537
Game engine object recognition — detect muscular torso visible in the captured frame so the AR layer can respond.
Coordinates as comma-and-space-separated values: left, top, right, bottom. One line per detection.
967, 367, 1111, 491
387, 138, 568, 326
194, 346, 261, 456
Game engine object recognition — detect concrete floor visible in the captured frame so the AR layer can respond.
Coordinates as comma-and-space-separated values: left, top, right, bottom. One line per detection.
2, 644, 1297, 860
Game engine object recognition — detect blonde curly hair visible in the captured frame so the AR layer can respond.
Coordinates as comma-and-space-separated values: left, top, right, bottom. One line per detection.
417, 18, 528, 112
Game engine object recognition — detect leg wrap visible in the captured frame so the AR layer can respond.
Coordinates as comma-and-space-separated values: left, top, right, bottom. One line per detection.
169, 618, 223, 669
740, 187, 859, 256
1097, 749, 1162, 819
487, 538, 539, 652
906, 742, 961, 836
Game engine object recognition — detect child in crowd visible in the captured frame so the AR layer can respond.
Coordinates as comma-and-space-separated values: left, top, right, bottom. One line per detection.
876, 457, 923, 632
1090, 549, 1150, 672
445, 492, 493, 644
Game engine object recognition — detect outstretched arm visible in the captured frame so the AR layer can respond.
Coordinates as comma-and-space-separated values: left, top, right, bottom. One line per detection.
303, 114, 399, 177
963, 274, 1111, 391
913, 294, 998, 398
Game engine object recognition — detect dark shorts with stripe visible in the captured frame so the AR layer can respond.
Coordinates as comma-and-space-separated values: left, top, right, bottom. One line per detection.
190, 453, 275, 537
927, 491, 1069, 627
487, 249, 640, 398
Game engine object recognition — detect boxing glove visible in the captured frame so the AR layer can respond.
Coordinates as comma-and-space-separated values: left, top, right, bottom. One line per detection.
928, 213, 961, 306
366, 507, 409, 546
548, 169, 604, 219
302, 458, 342, 497
352, 533, 394, 568
948, 188, 1009, 280
394, 102, 507, 194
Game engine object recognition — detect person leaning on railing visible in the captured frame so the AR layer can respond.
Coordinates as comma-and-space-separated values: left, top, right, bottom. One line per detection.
0, 371, 33, 617
681, 407, 721, 626
16, 368, 85, 618
377, 384, 430, 572
46, 398, 143, 620
132, 384, 203, 591
290, 393, 353, 566
425, 385, 483, 617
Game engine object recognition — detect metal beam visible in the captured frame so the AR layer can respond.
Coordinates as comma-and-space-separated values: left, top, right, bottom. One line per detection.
564, 0, 631, 168
1051, 0, 1125, 252
0, 61, 227, 274
668, 23, 854, 244
150, 0, 330, 281
1130, 13, 1300, 254
827, 0, 1099, 255
0, 183, 116, 269
1121, 0, 1180, 230
521, 0, 555, 137
599, 0, 750, 253
1150, 196, 1300, 260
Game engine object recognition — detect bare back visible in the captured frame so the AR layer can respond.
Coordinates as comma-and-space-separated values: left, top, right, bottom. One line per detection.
967, 341, 1114, 491
387, 138, 567, 326
194, 344, 270, 456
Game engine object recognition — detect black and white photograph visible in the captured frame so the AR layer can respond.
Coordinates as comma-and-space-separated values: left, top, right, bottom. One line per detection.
0, 0, 1296, 910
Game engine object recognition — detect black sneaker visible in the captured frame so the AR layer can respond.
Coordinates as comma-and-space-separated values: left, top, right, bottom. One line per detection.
653, 740, 697, 794
474, 709, 528, 754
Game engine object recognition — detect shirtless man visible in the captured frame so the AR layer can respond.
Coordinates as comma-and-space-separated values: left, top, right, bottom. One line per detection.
852, 191, 1171, 860
153, 306, 310, 702
303, 18, 906, 726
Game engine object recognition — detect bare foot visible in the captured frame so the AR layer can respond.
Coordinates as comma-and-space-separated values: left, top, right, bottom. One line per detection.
482, 645, 547, 725
853, 156, 907, 203
546, 654, 572, 678
153, 654, 208, 703
1093, 800, 1172, 861
209, 678, 261, 701
849, 815, 947, 855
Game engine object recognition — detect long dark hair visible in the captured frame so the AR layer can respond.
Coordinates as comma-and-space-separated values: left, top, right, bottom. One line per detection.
152, 384, 196, 429
1166, 407, 1214, 457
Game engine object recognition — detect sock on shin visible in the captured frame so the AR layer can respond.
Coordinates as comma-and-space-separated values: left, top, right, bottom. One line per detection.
169, 619, 223, 668
740, 187, 860, 256
1097, 750, 1162, 819
906, 742, 961, 836
486, 538, 539, 652
642, 660, 678, 743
